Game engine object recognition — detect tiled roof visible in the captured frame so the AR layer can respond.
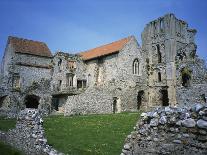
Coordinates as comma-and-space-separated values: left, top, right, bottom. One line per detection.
8, 36, 52, 57
79, 36, 132, 61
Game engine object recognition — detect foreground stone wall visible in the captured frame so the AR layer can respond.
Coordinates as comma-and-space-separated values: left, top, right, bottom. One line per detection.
0, 109, 62, 155
121, 104, 207, 155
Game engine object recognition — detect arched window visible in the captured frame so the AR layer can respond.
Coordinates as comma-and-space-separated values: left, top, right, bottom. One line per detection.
157, 44, 162, 63
133, 59, 139, 75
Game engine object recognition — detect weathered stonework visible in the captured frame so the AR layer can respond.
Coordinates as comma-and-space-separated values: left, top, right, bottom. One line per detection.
0, 13, 206, 117
121, 104, 207, 155
0, 109, 63, 155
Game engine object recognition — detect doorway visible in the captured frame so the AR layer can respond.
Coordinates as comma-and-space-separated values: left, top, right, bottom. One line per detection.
161, 89, 169, 106
137, 90, 144, 110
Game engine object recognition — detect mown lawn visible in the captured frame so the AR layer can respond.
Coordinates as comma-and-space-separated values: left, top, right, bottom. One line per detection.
0, 141, 24, 155
0, 117, 16, 132
0, 117, 24, 155
44, 112, 140, 155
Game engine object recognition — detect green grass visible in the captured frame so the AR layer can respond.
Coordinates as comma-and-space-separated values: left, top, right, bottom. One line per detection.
0, 141, 24, 155
44, 112, 140, 155
0, 117, 16, 131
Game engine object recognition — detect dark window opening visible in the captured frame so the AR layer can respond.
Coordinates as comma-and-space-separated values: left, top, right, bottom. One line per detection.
98, 58, 104, 64
201, 94, 206, 103
58, 59, 62, 66
137, 91, 144, 110
158, 72, 162, 82
77, 80, 87, 89
157, 44, 162, 63
161, 89, 169, 106
0, 96, 7, 108
113, 97, 118, 113
58, 80, 62, 91
181, 68, 191, 87
25, 95, 40, 109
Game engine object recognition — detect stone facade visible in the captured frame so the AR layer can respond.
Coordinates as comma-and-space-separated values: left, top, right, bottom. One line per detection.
0, 13, 206, 117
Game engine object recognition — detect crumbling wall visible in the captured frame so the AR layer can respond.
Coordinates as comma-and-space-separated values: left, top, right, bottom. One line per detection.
121, 104, 207, 155
0, 109, 62, 155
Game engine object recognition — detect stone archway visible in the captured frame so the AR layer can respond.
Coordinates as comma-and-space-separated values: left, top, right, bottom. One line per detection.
25, 95, 40, 109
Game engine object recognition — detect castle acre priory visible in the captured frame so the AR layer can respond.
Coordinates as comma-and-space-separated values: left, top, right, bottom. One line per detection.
0, 13, 206, 117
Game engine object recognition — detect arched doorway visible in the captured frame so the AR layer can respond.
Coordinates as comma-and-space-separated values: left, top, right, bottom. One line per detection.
112, 97, 121, 113
181, 67, 191, 87
137, 90, 144, 110
25, 95, 40, 109
161, 89, 169, 106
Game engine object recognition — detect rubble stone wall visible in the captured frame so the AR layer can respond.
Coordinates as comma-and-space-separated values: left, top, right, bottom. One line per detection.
121, 104, 207, 155
0, 109, 62, 155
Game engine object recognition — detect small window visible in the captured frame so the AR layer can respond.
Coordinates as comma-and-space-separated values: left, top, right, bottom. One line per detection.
58, 59, 62, 66
158, 72, 161, 82
133, 59, 139, 75
98, 58, 104, 64
66, 74, 74, 87
58, 80, 62, 91
157, 44, 162, 63
68, 61, 76, 70
12, 74, 20, 89
77, 80, 87, 89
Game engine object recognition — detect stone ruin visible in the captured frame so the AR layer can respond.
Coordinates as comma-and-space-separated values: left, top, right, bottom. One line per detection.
0, 109, 63, 155
121, 104, 207, 155
0, 13, 206, 117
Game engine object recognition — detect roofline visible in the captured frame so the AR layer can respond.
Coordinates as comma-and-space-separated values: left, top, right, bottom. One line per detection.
82, 50, 120, 62
15, 51, 53, 58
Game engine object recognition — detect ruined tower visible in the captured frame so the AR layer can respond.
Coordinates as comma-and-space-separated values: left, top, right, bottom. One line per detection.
142, 13, 198, 107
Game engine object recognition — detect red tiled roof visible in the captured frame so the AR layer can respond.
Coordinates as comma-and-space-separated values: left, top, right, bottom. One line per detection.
8, 36, 52, 57
79, 36, 132, 61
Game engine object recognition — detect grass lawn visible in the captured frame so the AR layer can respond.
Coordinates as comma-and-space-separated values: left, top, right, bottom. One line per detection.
0, 141, 24, 155
44, 112, 140, 155
0, 117, 16, 132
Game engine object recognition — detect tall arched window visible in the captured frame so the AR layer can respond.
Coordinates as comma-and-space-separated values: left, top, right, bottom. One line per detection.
133, 59, 139, 75
158, 72, 161, 82
156, 44, 162, 63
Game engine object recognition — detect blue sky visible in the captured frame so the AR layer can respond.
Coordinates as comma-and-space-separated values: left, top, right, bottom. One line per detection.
0, 0, 206, 62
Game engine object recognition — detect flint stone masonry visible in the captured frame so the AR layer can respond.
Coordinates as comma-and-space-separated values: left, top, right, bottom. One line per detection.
0, 109, 63, 155
0, 13, 207, 117
121, 104, 207, 155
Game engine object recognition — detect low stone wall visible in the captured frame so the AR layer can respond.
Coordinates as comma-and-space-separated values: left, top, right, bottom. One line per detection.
0, 109, 62, 155
64, 87, 113, 116
121, 104, 207, 155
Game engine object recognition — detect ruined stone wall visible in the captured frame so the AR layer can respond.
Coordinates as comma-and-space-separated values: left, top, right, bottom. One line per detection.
0, 46, 53, 117
51, 52, 87, 92
121, 104, 207, 155
0, 109, 62, 155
